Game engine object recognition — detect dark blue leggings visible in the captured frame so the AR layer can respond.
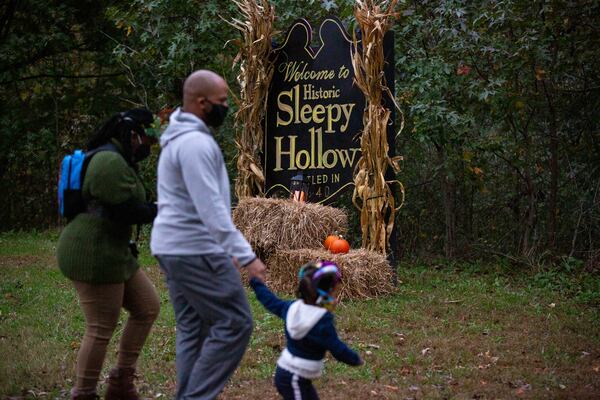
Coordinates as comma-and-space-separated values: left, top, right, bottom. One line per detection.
274, 366, 320, 400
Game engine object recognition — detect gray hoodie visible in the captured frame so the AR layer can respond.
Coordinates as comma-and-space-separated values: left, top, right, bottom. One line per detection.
150, 108, 256, 265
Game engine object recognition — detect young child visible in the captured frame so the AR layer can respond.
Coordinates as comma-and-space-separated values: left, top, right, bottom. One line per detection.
249, 260, 363, 400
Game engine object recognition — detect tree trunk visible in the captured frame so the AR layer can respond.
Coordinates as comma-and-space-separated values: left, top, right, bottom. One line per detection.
543, 80, 559, 250
438, 146, 457, 258
519, 165, 539, 257
519, 120, 537, 256
466, 184, 474, 242
444, 176, 457, 258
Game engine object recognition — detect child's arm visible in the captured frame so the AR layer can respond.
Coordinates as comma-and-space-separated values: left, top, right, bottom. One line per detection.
319, 314, 363, 366
249, 277, 290, 319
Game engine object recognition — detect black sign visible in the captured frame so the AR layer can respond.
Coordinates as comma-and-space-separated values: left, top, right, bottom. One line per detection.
264, 17, 394, 204
264, 18, 362, 203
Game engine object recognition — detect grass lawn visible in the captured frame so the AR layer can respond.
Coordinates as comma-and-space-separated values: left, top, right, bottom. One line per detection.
0, 230, 599, 399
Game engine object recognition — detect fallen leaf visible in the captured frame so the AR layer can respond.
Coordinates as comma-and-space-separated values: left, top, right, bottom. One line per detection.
457, 64, 472, 76
535, 67, 546, 81
421, 347, 431, 356
383, 385, 399, 392
367, 344, 380, 349
444, 299, 464, 304
515, 383, 532, 396
409, 385, 420, 392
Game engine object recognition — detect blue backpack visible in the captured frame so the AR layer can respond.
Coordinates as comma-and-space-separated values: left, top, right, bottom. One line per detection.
58, 143, 118, 220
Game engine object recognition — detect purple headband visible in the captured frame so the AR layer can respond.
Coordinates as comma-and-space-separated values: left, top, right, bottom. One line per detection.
313, 261, 342, 283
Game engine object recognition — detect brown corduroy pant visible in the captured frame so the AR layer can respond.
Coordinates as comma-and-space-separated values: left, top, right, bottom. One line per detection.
72, 268, 160, 391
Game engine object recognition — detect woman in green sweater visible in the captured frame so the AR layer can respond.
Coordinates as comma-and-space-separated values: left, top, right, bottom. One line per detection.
57, 109, 160, 400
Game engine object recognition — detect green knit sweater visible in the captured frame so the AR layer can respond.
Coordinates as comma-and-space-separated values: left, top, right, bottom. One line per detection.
57, 143, 146, 283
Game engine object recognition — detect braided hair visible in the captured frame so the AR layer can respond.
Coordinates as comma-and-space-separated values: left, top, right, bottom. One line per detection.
297, 263, 319, 305
297, 261, 342, 308
86, 108, 154, 164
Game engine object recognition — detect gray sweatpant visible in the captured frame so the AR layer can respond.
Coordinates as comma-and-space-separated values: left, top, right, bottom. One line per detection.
157, 253, 253, 400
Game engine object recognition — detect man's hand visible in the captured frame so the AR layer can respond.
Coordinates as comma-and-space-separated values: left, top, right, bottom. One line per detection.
245, 258, 266, 282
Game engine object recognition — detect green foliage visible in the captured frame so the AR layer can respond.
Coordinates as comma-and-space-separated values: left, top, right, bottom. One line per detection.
395, 0, 600, 258
530, 256, 600, 306
0, 0, 134, 229
1, 0, 599, 265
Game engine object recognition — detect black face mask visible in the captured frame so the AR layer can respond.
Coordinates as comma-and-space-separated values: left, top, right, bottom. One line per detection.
129, 129, 152, 163
133, 144, 151, 163
205, 100, 229, 127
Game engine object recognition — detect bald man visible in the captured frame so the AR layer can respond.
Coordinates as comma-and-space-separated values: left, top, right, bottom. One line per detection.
151, 70, 266, 400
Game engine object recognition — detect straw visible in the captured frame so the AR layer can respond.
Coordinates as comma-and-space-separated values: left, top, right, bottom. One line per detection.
228, 0, 276, 198
233, 197, 348, 260
266, 248, 396, 300
351, 0, 404, 254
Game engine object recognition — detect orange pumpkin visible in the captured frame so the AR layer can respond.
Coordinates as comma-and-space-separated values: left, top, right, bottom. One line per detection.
329, 238, 350, 254
324, 234, 340, 250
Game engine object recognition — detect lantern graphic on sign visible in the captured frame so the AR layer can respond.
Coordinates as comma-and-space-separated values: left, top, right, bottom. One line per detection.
290, 171, 310, 202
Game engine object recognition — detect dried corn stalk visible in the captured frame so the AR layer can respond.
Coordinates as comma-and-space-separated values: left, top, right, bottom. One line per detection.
352, 0, 404, 254
229, 0, 275, 198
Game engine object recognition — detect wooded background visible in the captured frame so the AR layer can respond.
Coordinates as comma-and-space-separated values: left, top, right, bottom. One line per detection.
1, 0, 598, 263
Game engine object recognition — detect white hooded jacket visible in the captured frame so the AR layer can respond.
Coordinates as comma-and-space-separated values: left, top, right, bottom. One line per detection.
150, 108, 255, 265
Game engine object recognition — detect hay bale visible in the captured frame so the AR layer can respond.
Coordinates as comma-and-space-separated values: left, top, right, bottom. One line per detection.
266, 248, 396, 301
233, 198, 348, 259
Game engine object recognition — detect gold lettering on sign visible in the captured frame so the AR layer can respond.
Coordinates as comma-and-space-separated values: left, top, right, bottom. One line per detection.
281, 61, 336, 82
276, 84, 355, 133
273, 135, 297, 171
273, 127, 360, 172
267, 27, 368, 203
303, 84, 341, 100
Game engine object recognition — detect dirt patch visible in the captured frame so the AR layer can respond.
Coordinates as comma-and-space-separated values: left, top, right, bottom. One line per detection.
221, 374, 600, 399
222, 378, 450, 399
0, 254, 55, 268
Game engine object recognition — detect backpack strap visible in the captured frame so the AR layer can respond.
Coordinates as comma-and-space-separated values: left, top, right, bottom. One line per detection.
81, 142, 120, 215
82, 142, 120, 177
